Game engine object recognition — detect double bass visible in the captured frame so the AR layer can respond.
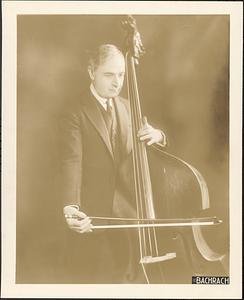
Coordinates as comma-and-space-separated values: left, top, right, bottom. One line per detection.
90, 15, 228, 283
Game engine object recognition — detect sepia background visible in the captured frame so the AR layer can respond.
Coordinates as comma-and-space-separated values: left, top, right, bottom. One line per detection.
16, 15, 229, 283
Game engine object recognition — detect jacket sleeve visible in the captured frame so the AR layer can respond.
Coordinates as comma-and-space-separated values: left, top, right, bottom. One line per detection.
59, 111, 82, 208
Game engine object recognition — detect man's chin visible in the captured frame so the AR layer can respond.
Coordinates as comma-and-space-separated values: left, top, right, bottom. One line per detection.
108, 91, 120, 98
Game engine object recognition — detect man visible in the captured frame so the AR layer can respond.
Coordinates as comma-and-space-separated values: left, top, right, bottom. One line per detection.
59, 44, 167, 282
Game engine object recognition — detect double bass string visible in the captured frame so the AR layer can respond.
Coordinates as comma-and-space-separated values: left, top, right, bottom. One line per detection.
130, 56, 150, 260
134, 63, 160, 259
127, 54, 150, 260
131, 59, 148, 260
132, 56, 157, 260
129, 55, 157, 260
131, 57, 158, 259
126, 53, 146, 261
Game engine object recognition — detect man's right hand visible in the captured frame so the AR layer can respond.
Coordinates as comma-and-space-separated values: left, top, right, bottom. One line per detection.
63, 205, 93, 234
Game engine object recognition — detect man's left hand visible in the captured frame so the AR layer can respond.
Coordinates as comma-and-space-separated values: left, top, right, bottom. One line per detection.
137, 116, 166, 146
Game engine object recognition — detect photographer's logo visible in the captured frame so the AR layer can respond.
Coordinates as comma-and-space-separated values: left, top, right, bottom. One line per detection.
192, 276, 230, 284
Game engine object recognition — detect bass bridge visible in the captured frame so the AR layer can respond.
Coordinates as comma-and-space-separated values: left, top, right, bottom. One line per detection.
140, 253, 176, 264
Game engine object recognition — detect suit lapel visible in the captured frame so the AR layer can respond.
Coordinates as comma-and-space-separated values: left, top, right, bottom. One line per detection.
83, 93, 114, 159
114, 97, 132, 156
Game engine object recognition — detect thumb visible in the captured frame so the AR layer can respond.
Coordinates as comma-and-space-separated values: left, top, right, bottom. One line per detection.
74, 210, 87, 219
142, 116, 148, 127
63, 205, 87, 219
142, 116, 151, 129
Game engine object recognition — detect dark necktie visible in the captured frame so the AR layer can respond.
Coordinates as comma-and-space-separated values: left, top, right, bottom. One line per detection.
106, 100, 117, 155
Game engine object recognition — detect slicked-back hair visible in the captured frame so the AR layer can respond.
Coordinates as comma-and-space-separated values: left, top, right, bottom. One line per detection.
88, 44, 124, 71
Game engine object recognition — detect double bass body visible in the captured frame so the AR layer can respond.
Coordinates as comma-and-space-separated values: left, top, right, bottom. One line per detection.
116, 145, 227, 283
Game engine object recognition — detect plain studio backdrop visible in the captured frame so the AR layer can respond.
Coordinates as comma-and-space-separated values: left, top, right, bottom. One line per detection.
16, 15, 229, 283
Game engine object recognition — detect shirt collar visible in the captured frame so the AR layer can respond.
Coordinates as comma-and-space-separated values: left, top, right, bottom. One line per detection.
90, 84, 112, 111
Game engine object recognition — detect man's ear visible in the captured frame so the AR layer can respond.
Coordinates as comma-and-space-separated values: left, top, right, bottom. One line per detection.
88, 66, 95, 80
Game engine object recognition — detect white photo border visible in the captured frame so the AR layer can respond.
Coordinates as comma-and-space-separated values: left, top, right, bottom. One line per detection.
1, 1, 242, 298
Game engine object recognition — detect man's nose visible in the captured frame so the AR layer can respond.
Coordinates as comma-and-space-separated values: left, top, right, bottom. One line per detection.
112, 76, 120, 87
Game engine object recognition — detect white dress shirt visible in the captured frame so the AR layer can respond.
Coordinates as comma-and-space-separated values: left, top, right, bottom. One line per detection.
90, 84, 113, 111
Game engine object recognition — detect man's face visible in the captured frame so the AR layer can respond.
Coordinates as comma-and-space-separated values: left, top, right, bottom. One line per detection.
89, 54, 125, 98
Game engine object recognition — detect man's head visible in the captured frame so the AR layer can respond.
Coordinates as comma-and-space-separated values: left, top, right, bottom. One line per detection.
88, 44, 125, 99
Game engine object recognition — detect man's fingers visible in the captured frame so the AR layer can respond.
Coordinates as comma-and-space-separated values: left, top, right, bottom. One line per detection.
69, 220, 93, 234
66, 210, 87, 219
66, 217, 91, 227
137, 116, 152, 136
63, 206, 80, 215
63, 206, 93, 234
137, 129, 151, 136
70, 222, 93, 233
71, 226, 93, 232
139, 134, 153, 141
64, 207, 87, 220
74, 210, 87, 219
72, 227, 93, 234
79, 223, 93, 233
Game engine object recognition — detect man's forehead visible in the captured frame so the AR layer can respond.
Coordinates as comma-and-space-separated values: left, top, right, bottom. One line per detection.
97, 55, 125, 71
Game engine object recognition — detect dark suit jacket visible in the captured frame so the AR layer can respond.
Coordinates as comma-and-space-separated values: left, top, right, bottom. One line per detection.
59, 90, 133, 218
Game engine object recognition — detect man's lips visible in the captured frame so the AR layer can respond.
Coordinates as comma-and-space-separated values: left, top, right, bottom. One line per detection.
109, 88, 119, 92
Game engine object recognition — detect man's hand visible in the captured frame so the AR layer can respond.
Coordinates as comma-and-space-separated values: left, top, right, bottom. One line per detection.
137, 116, 166, 146
63, 205, 93, 234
